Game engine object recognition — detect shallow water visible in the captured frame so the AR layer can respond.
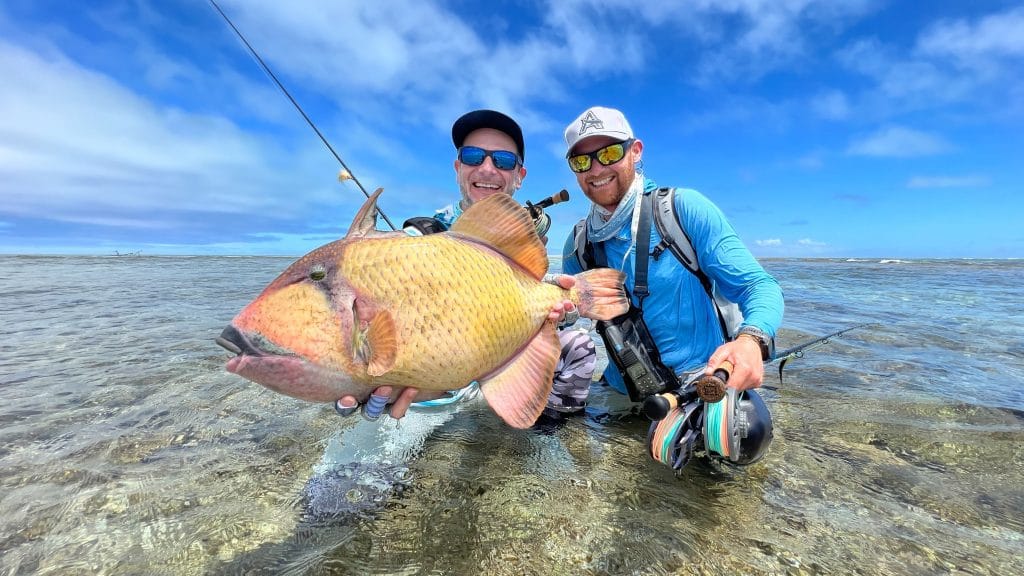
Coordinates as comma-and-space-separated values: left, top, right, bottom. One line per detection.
0, 256, 1021, 575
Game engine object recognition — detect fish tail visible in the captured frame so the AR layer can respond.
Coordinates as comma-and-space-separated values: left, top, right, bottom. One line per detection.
570, 268, 629, 320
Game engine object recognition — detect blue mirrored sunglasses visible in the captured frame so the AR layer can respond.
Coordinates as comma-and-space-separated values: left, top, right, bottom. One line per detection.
458, 146, 521, 171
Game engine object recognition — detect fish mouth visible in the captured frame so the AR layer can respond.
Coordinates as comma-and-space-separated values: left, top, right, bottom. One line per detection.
216, 324, 304, 376
216, 325, 264, 357
216, 325, 264, 375
216, 325, 357, 402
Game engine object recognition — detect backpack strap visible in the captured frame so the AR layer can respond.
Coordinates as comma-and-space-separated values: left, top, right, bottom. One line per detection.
570, 187, 711, 295
633, 189, 655, 306
651, 187, 733, 339
652, 187, 701, 278
571, 219, 597, 270
573, 216, 602, 270
402, 216, 448, 235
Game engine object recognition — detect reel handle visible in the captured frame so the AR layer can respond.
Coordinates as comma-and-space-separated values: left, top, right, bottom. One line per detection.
525, 189, 569, 218
695, 360, 733, 403
642, 386, 699, 421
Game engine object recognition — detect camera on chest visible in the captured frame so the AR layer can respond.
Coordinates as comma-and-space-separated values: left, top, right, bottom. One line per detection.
596, 306, 681, 402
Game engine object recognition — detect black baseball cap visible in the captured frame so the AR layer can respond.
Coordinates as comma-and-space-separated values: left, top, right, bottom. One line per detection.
451, 109, 525, 161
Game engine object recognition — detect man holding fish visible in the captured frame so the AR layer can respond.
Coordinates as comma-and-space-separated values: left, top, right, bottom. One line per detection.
371, 106, 783, 419
221, 110, 621, 428
218, 105, 779, 443
337, 109, 598, 425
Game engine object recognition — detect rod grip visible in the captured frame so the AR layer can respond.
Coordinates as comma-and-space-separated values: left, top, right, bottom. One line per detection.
695, 360, 733, 403
528, 189, 570, 212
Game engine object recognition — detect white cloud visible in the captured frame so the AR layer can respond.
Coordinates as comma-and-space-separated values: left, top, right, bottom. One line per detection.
846, 126, 952, 157
906, 175, 991, 189
1, 1, 614, 248
756, 238, 782, 246
207, 0, 850, 125
566, 0, 879, 85
224, 0, 574, 131
0, 0, 880, 231
3, 0, 1017, 259
834, 8, 1024, 120
916, 7, 1024, 61
797, 238, 826, 246
837, 40, 974, 111
0, 40, 316, 225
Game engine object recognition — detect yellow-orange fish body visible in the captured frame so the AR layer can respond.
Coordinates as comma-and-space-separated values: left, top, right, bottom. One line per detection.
218, 189, 627, 428
339, 234, 567, 388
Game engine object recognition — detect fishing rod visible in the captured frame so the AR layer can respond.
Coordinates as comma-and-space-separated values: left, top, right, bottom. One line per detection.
207, 0, 398, 230
769, 323, 872, 386
524, 189, 569, 219
642, 323, 870, 417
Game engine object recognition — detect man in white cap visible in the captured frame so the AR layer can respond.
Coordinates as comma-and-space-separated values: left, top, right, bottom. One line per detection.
560, 106, 784, 400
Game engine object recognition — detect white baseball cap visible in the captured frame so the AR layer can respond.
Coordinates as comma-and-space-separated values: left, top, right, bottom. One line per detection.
563, 106, 634, 156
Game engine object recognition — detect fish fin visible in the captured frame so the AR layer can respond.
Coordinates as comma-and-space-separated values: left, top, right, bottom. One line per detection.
479, 321, 559, 429
346, 187, 385, 238
570, 268, 629, 320
351, 301, 397, 377
365, 311, 397, 376
449, 194, 548, 280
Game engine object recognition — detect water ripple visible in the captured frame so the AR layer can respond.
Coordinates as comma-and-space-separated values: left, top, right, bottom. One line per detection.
0, 256, 1021, 575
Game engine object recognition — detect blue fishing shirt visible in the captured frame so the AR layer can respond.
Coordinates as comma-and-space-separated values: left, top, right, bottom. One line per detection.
431, 203, 462, 228
560, 178, 784, 396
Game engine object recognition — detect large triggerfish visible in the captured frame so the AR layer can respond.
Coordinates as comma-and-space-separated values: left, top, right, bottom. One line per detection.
217, 189, 627, 428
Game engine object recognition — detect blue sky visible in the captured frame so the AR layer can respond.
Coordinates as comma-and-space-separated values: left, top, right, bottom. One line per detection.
1, 1, 1022, 258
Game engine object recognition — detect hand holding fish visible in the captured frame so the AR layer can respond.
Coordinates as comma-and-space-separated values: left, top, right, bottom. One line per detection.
545, 274, 578, 324
334, 386, 420, 420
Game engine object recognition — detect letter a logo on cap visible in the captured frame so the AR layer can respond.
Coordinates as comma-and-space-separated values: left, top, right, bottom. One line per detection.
578, 110, 604, 135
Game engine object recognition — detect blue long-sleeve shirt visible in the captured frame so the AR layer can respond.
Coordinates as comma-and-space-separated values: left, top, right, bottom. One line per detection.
561, 178, 784, 395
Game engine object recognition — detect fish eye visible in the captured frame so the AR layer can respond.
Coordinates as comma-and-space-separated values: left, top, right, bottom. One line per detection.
309, 264, 326, 281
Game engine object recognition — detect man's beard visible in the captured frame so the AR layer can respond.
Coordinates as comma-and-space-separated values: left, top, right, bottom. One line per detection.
457, 164, 515, 208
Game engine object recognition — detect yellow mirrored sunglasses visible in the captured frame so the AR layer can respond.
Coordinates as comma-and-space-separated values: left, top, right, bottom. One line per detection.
567, 139, 635, 173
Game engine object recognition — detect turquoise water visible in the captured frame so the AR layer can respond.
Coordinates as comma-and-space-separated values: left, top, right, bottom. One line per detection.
0, 256, 1021, 575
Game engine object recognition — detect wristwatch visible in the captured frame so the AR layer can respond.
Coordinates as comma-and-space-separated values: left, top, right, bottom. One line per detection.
736, 326, 773, 361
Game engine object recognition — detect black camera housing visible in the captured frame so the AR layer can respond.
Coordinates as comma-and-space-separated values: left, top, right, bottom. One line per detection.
596, 306, 680, 402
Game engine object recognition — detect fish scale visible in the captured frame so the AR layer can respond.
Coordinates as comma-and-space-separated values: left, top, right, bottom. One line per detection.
340, 234, 559, 389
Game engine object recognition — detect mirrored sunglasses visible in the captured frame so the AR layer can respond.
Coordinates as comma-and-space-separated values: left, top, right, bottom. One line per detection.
567, 139, 635, 173
458, 146, 521, 171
